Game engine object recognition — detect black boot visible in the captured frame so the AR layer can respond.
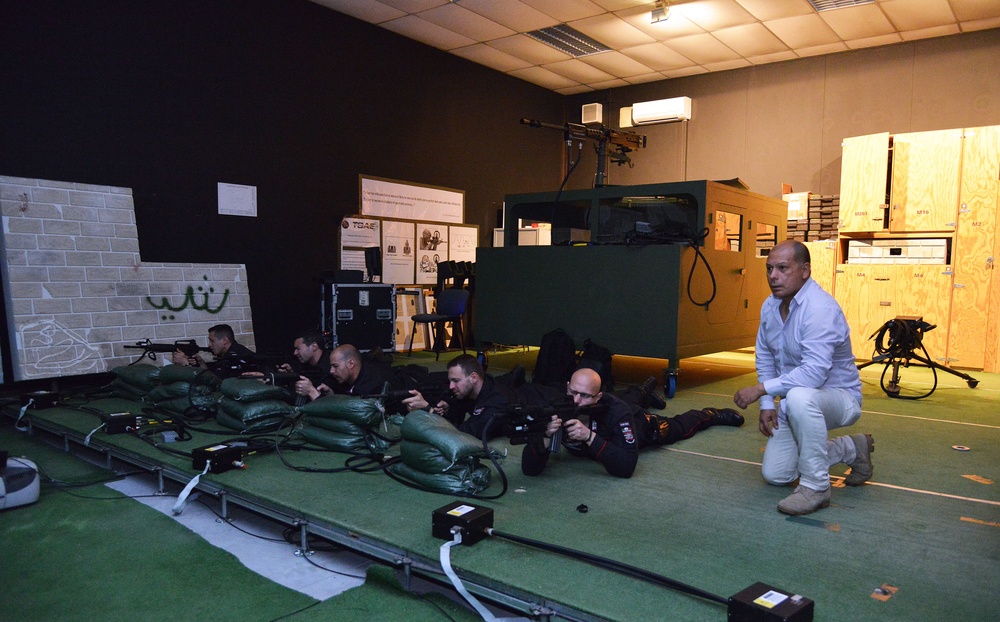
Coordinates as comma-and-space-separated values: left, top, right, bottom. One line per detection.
702, 407, 744, 427
639, 376, 667, 410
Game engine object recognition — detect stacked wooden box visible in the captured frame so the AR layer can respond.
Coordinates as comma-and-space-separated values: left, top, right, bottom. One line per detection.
784, 193, 840, 242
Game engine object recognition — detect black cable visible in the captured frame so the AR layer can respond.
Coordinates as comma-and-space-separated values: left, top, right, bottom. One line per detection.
553, 140, 583, 203
487, 528, 728, 606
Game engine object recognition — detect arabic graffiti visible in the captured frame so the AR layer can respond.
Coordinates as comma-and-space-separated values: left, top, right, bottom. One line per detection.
146, 275, 231, 320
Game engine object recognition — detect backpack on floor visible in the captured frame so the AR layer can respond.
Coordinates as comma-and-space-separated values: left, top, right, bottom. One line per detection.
578, 338, 615, 392
531, 328, 578, 388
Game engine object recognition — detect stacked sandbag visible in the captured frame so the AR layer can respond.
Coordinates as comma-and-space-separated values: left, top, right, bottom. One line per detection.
298, 394, 389, 455
216, 378, 295, 433
145, 365, 222, 416
108, 364, 161, 401
387, 410, 492, 494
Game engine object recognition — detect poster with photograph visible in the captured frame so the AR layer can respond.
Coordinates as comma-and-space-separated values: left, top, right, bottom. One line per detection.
449, 225, 478, 263
339, 216, 381, 281
415, 222, 447, 285
381, 220, 415, 285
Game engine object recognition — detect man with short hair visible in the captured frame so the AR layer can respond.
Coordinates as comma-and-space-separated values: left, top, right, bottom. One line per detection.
277, 330, 331, 401
403, 354, 517, 440
734, 240, 873, 516
299, 344, 398, 401
521, 367, 744, 478
171, 323, 256, 379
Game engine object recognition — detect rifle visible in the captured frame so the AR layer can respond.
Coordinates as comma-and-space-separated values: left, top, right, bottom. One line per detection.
125, 339, 211, 361
360, 382, 451, 413
504, 402, 608, 453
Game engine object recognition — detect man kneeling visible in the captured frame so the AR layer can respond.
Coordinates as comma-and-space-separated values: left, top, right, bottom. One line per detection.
521, 368, 744, 478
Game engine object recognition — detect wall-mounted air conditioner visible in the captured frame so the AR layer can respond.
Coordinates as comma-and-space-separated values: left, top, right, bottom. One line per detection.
627, 96, 692, 126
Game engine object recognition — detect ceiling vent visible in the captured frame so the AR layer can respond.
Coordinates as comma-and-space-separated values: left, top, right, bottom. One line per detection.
807, 0, 874, 11
526, 24, 611, 58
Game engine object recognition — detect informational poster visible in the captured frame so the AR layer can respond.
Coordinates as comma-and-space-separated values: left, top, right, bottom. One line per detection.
361, 176, 464, 224
415, 221, 446, 285
339, 217, 381, 281
218, 182, 258, 217
381, 220, 415, 285
449, 225, 478, 263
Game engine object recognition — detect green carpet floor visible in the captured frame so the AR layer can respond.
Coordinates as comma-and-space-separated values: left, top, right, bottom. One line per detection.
2, 349, 998, 621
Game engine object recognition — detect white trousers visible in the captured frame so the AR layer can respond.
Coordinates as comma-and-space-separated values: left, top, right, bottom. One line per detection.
761, 386, 862, 491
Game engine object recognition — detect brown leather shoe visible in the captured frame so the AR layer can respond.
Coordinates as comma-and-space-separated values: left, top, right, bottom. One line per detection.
777, 485, 831, 515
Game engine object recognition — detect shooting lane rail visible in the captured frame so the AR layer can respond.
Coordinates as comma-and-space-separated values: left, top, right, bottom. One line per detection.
475, 180, 787, 397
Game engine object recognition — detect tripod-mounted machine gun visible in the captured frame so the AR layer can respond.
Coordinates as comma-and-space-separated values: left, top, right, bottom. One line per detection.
520, 118, 646, 187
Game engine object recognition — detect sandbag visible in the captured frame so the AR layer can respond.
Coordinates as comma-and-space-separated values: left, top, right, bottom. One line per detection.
298, 422, 389, 455
304, 417, 367, 436
299, 394, 384, 428
158, 365, 220, 387
387, 461, 491, 495
399, 439, 473, 473
145, 381, 194, 402
219, 377, 289, 402
216, 397, 294, 433
399, 410, 487, 464
110, 364, 161, 392
108, 379, 149, 401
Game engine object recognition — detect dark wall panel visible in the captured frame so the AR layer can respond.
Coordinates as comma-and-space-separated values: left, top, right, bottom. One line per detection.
0, 0, 565, 354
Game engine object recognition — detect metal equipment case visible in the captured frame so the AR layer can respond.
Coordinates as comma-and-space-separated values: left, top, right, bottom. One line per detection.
321, 283, 396, 352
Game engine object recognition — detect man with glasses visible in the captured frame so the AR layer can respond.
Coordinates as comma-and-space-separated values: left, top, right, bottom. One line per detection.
522, 367, 744, 478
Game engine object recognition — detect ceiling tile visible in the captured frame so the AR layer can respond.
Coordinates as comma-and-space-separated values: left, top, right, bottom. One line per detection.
568, 13, 657, 48
589, 77, 632, 89
820, 4, 896, 40
747, 50, 800, 65
734, 0, 814, 21
580, 50, 656, 76
380, 14, 477, 49
662, 65, 710, 79
960, 17, 1000, 31
520, 0, 606, 22
456, 0, 560, 32
542, 58, 618, 82
714, 22, 790, 57
899, 24, 962, 40
378, 0, 449, 12
951, 0, 1000, 21
620, 42, 697, 70
795, 41, 850, 57
589, 0, 647, 10
880, 0, 956, 31
488, 34, 572, 64
674, 0, 758, 31
555, 84, 596, 94
702, 58, 753, 72
615, 7, 708, 40
765, 13, 843, 49
417, 3, 516, 41
309, 0, 405, 23
451, 43, 534, 71
663, 32, 743, 64
509, 65, 582, 89
844, 33, 904, 49
625, 71, 674, 84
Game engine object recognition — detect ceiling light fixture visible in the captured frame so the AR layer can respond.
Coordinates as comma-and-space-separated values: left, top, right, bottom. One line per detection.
651, 1, 670, 24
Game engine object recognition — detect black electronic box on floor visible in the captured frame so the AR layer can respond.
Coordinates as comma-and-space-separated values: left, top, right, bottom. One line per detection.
321, 283, 396, 352
728, 582, 814, 622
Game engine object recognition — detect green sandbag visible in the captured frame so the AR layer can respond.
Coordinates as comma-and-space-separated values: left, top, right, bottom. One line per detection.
387, 461, 491, 495
158, 365, 220, 387
304, 417, 367, 436
298, 423, 388, 454
399, 439, 472, 473
216, 410, 284, 433
110, 364, 161, 391
108, 379, 149, 401
150, 396, 195, 416
299, 394, 384, 427
145, 382, 194, 402
218, 397, 296, 427
219, 377, 289, 402
399, 410, 487, 464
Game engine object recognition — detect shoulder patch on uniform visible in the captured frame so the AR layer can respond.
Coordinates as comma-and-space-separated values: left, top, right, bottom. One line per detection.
620, 421, 635, 444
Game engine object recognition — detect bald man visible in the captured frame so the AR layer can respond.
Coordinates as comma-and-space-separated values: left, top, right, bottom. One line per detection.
522, 367, 744, 478
297, 344, 399, 401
